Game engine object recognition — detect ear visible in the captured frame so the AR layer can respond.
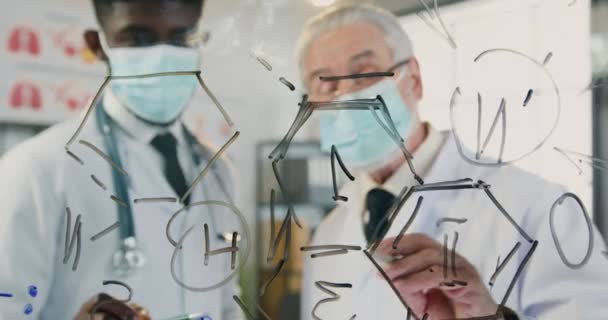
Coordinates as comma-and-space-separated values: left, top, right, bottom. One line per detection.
83, 29, 108, 62
406, 57, 423, 101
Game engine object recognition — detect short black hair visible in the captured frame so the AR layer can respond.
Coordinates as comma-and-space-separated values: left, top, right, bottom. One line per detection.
92, 0, 204, 25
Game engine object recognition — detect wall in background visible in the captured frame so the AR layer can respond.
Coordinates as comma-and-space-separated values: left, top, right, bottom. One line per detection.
398, 0, 593, 210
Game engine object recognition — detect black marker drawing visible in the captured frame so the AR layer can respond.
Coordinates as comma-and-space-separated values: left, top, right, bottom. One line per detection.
267, 188, 277, 262
365, 101, 424, 185
79, 140, 128, 176
193, 72, 234, 126
435, 218, 467, 284
181, 131, 240, 204
330, 145, 355, 202
90, 174, 107, 191
435, 217, 468, 228
268, 94, 313, 161
549, 192, 594, 269
264, 195, 290, 265
110, 195, 129, 208
319, 71, 394, 82
311, 249, 348, 258
66, 150, 84, 165
233, 295, 272, 320
414, 178, 475, 191
133, 197, 178, 204
478, 98, 506, 163
301, 245, 362, 251
523, 89, 534, 107
65, 71, 233, 149
260, 188, 292, 295
279, 77, 296, 91
542, 52, 553, 65
203, 224, 239, 270
368, 185, 413, 253
63, 207, 82, 271
260, 226, 289, 296
392, 196, 423, 249
254, 55, 273, 72
489, 242, 521, 287
451, 232, 459, 278
362, 250, 416, 320
90, 221, 120, 242
312, 281, 356, 320
448, 280, 468, 287
268, 95, 423, 184
415, 0, 457, 49
500, 241, 538, 306
166, 200, 251, 292
483, 188, 534, 243
476, 93, 482, 159
554, 146, 608, 174
301, 245, 362, 258
371, 179, 476, 253
443, 234, 449, 279
102, 280, 132, 302
451, 49, 562, 166
438, 228, 461, 281
65, 76, 110, 148
362, 178, 539, 312
553, 147, 584, 174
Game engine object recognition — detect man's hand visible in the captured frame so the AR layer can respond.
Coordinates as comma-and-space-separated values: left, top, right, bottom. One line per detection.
377, 233, 498, 319
73, 294, 151, 320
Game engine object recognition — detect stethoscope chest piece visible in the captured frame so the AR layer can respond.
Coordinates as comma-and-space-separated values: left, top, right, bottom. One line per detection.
112, 236, 146, 277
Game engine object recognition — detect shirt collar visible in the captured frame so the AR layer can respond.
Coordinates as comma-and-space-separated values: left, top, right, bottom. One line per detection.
103, 88, 186, 146
363, 123, 446, 196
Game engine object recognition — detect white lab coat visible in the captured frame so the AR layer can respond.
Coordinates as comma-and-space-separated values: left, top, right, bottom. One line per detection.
0, 106, 244, 319
302, 132, 608, 320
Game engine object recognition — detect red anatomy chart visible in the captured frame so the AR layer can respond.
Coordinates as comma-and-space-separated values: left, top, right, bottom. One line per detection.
7, 26, 41, 56
0, 2, 104, 125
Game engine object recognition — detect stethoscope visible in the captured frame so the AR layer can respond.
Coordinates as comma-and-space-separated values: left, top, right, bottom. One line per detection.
94, 100, 231, 277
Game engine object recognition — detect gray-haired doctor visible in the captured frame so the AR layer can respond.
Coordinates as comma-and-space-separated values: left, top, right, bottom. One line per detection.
297, 4, 608, 320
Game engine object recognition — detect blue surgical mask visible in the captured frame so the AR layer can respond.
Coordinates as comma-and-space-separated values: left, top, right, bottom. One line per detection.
319, 73, 414, 168
101, 35, 200, 124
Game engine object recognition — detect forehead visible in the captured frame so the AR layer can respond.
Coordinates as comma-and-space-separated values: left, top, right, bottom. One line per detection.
101, 1, 201, 33
303, 22, 394, 76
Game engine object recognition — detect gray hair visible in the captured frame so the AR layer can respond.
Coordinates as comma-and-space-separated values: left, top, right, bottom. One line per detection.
295, 3, 414, 80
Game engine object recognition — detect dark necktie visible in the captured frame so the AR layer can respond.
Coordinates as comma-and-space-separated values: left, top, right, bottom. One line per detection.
364, 188, 396, 244
151, 133, 190, 205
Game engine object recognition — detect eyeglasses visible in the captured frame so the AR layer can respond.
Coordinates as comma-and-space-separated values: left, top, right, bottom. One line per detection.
307, 58, 411, 100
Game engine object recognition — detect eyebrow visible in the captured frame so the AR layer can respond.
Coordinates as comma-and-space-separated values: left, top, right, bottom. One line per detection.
350, 49, 375, 62
118, 25, 154, 36
307, 49, 377, 83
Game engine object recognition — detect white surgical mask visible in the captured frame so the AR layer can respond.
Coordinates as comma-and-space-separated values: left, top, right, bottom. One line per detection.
100, 33, 200, 124
319, 70, 414, 169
